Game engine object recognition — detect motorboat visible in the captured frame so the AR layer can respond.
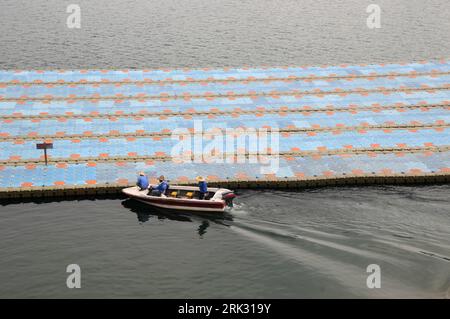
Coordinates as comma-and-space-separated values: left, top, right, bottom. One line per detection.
122, 185, 236, 213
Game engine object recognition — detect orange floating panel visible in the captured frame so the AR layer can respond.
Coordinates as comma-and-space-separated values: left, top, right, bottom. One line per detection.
409, 168, 423, 175
145, 160, 154, 166
206, 175, 219, 181
116, 179, 129, 185
263, 173, 277, 180
317, 146, 327, 152
291, 147, 301, 152
126, 137, 136, 142
177, 176, 190, 183
83, 131, 93, 136
99, 137, 108, 143
343, 145, 353, 149
110, 130, 121, 135
307, 132, 316, 137
379, 168, 393, 175
54, 181, 65, 186
21, 182, 33, 187
85, 180, 97, 185
0, 132, 10, 137
25, 164, 36, 170
439, 167, 450, 173
56, 163, 68, 168
371, 143, 381, 148
86, 162, 97, 167
27, 132, 39, 137
294, 172, 306, 179
13, 140, 24, 144
235, 172, 249, 179
322, 170, 334, 177
99, 153, 109, 158
396, 143, 407, 147
154, 151, 166, 157
424, 142, 434, 147
351, 169, 364, 176
115, 161, 127, 167
127, 152, 138, 157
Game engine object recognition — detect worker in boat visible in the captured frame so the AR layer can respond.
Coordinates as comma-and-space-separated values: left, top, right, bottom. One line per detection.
150, 175, 169, 196
136, 172, 149, 191
196, 176, 208, 200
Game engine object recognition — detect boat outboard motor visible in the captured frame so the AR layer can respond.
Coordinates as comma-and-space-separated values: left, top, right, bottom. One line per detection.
222, 191, 236, 207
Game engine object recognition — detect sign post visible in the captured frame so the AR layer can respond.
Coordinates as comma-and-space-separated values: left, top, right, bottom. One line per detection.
36, 143, 53, 166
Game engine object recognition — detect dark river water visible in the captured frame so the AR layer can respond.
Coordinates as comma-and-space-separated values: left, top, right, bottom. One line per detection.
0, 0, 449, 298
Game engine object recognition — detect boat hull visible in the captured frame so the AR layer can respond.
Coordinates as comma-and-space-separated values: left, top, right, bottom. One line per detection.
122, 186, 231, 213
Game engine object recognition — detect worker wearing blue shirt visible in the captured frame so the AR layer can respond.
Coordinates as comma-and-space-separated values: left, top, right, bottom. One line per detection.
196, 176, 208, 199
136, 172, 149, 190
150, 175, 169, 196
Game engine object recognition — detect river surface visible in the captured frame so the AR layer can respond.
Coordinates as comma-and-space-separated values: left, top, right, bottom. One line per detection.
0, 0, 449, 298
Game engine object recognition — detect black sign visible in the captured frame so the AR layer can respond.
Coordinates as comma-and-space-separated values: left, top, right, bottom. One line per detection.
36, 143, 53, 150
